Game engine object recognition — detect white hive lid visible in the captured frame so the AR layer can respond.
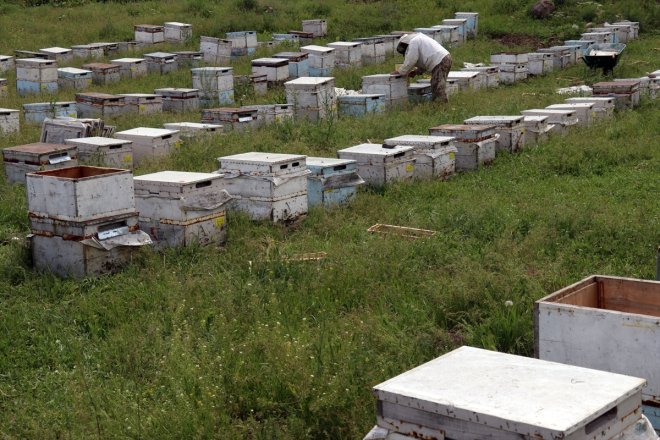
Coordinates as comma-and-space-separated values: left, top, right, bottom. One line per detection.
338, 143, 413, 156
112, 58, 145, 63
384, 135, 455, 146
220, 152, 305, 165
546, 103, 594, 109
116, 127, 179, 138
164, 22, 191, 27
134, 171, 219, 185
464, 115, 524, 124
327, 41, 361, 48
285, 77, 334, 86
40, 47, 71, 54
58, 67, 91, 75
301, 45, 335, 54
164, 122, 222, 130
306, 157, 356, 167
66, 137, 131, 147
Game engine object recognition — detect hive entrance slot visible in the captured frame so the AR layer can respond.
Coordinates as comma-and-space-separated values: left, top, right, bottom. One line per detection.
333, 165, 347, 171
195, 180, 212, 188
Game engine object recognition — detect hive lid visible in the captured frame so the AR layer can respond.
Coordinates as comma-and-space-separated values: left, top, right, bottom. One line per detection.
40, 47, 71, 54
163, 122, 222, 130
135, 24, 163, 30
522, 109, 575, 116
144, 52, 176, 58
338, 143, 414, 156
23, 101, 75, 109
430, 124, 496, 133
65, 137, 131, 147
273, 52, 309, 61
135, 171, 220, 185
115, 127, 179, 137
546, 103, 594, 110
120, 93, 161, 98
58, 67, 92, 75
0, 108, 20, 114
384, 135, 455, 146
83, 63, 120, 70
0, 55, 13, 61
327, 42, 361, 48
448, 71, 480, 79
306, 157, 356, 168
76, 92, 123, 102
16, 58, 56, 66
337, 93, 385, 101
523, 115, 549, 122
442, 18, 468, 24
112, 58, 145, 63
251, 57, 289, 67
301, 45, 335, 54
353, 36, 385, 43
464, 115, 524, 125
4, 143, 71, 154
164, 21, 191, 27
285, 77, 334, 86
431, 25, 459, 30
219, 152, 306, 165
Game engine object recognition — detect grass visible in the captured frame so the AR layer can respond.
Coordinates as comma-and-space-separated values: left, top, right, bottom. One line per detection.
1, 0, 660, 438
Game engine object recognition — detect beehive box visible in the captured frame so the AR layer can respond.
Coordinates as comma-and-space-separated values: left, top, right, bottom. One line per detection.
119, 93, 163, 115
372, 346, 646, 440
337, 143, 415, 186
608, 23, 635, 42
135, 24, 164, 44
499, 63, 528, 84
586, 27, 617, 43
272, 33, 300, 44
3, 143, 77, 184
217, 152, 310, 223
111, 58, 147, 79
191, 67, 234, 101
306, 157, 364, 207
374, 34, 399, 54
154, 88, 200, 113
163, 122, 223, 138
249, 73, 268, 97
522, 115, 552, 146
16, 58, 58, 96
581, 32, 610, 44
546, 102, 595, 126
362, 74, 408, 107
0, 55, 14, 72
353, 37, 386, 64
92, 42, 120, 56
592, 81, 641, 110
430, 25, 460, 46
616, 77, 653, 99
414, 27, 444, 43
243, 104, 294, 126
172, 51, 203, 67
327, 42, 362, 68
442, 18, 468, 43
464, 116, 526, 153
491, 52, 528, 64
455, 12, 479, 38
144, 52, 177, 74
273, 52, 310, 78
0, 108, 20, 134
251, 58, 290, 83
64, 137, 133, 169
134, 171, 232, 248
164, 22, 192, 42
23, 101, 77, 124
285, 77, 336, 121
39, 47, 72, 63
460, 65, 500, 87
201, 107, 258, 131
615, 21, 639, 39
300, 45, 335, 77
535, 275, 660, 431
405, 82, 430, 103
447, 71, 483, 90
81, 63, 120, 85
57, 67, 92, 90
565, 96, 615, 119
521, 109, 579, 135
71, 44, 104, 59
564, 40, 594, 61
302, 19, 327, 37
39, 117, 113, 144
287, 30, 314, 45
199, 36, 232, 64
428, 124, 497, 171
114, 127, 181, 165
383, 135, 457, 180
15, 49, 48, 59
527, 52, 554, 75
338, 94, 386, 116
0, 78, 6, 97
75, 92, 127, 118
537, 46, 572, 69
226, 30, 258, 57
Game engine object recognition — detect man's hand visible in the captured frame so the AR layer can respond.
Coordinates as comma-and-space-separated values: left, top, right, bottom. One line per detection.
407, 69, 418, 78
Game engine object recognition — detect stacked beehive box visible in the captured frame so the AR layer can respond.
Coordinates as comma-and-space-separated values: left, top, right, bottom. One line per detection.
448, 71, 483, 91
428, 124, 497, 171
455, 12, 479, 38
327, 42, 362, 68
306, 157, 364, 208
414, 27, 444, 43
115, 127, 181, 166
23, 101, 77, 124
375, 34, 399, 54
431, 25, 460, 46
301, 45, 335, 77
592, 81, 641, 110
112, 58, 147, 79
135, 24, 164, 44
154, 88, 200, 113
337, 144, 415, 186
145, 52, 178, 74
383, 135, 457, 180
134, 171, 233, 249
337, 94, 386, 117
302, 19, 327, 37
0, 55, 15, 72
460, 65, 500, 88
285, 77, 336, 121
217, 152, 310, 223
65, 137, 133, 169
16, 58, 58, 96
201, 107, 259, 131
76, 92, 127, 118
442, 18, 468, 43
362, 74, 408, 107
563, 40, 593, 61
71, 44, 104, 59
3, 143, 77, 184
164, 22, 192, 42
464, 116, 526, 153
120, 93, 163, 115
57, 67, 92, 90
39, 47, 72, 63
354, 37, 386, 64
490, 53, 528, 84
191, 67, 234, 106
288, 31, 314, 45
580, 31, 610, 44
27, 166, 151, 278
200, 36, 232, 65
522, 115, 552, 146
83, 63, 121, 85
537, 46, 572, 69
521, 109, 579, 135
273, 52, 310, 78
226, 31, 258, 57
251, 58, 290, 83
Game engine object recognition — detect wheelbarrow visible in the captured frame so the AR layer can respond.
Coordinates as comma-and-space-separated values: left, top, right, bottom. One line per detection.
582, 43, 626, 75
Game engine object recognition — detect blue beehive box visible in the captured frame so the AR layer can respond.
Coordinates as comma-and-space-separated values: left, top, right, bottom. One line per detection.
455, 12, 479, 39
306, 157, 364, 207
23, 101, 77, 124
408, 83, 432, 103
337, 94, 386, 117
273, 52, 309, 78
17, 80, 58, 96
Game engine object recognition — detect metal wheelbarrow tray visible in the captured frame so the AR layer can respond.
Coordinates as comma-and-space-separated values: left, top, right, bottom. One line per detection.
582, 43, 626, 75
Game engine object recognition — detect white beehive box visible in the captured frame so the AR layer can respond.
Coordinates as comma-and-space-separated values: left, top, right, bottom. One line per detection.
546, 102, 595, 126
383, 135, 457, 180
114, 127, 181, 165
586, 28, 616, 43
373, 346, 646, 440
201, 107, 258, 131
57, 67, 92, 90
374, 34, 398, 54
565, 96, 615, 119
455, 11, 479, 38
39, 47, 72, 63
243, 104, 294, 126
527, 52, 554, 75
154, 88, 200, 113
64, 137, 133, 169
26, 166, 134, 221
491, 52, 528, 64
464, 115, 526, 153
428, 124, 497, 171
199, 36, 232, 64
134, 171, 232, 248
327, 42, 362, 68
593, 81, 641, 110
75, 92, 127, 119
191, 67, 234, 102
273, 52, 310, 78
3, 142, 77, 184
430, 25, 459, 46
135, 24, 164, 44
16, 57, 58, 82
0, 55, 14, 72
251, 58, 290, 82
535, 275, 660, 418
71, 44, 104, 59
581, 32, 610, 44
447, 71, 483, 90
0, 108, 20, 134
300, 45, 335, 76
306, 157, 364, 208
499, 63, 528, 84
441, 18, 468, 43
414, 27, 444, 43
521, 109, 579, 135
362, 74, 408, 107
120, 93, 163, 115
172, 51, 204, 68
164, 22, 192, 42
145, 52, 177, 74
163, 122, 223, 138
302, 19, 327, 37
612, 22, 638, 40
0, 78, 6, 97
23, 101, 77, 124
460, 65, 499, 87
538, 46, 572, 69
353, 37, 386, 64
82, 63, 121, 85
285, 77, 336, 121
217, 152, 310, 223
288, 30, 314, 45
522, 115, 552, 146
337, 143, 415, 186
111, 58, 147, 79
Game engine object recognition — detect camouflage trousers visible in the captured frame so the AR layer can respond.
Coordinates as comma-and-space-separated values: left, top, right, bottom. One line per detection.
431, 54, 452, 103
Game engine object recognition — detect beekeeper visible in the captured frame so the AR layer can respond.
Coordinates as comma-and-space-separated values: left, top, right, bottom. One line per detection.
392, 32, 452, 103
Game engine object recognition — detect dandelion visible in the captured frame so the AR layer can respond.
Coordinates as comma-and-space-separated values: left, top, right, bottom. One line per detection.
505, 300, 513, 307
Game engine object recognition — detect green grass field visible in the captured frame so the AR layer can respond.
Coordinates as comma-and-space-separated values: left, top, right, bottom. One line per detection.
1, 0, 659, 438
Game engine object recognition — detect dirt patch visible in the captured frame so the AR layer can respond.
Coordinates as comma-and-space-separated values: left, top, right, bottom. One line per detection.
493, 33, 562, 49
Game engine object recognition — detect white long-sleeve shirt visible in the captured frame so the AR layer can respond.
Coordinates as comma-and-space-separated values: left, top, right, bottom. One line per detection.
398, 33, 450, 75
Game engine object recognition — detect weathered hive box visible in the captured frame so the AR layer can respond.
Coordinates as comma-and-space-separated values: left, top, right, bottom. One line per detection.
407, 83, 432, 103
537, 46, 572, 69
163, 122, 223, 138
75, 92, 127, 118
611, 22, 637, 41
428, 124, 497, 171
82, 63, 121, 85
199, 36, 232, 64
499, 63, 528, 84
154, 88, 200, 113
527, 52, 554, 75
535, 275, 660, 431
383, 135, 457, 180
306, 157, 364, 207
285, 77, 336, 121
0, 78, 6, 97
64, 137, 133, 169
92, 42, 121, 56
3, 143, 76, 184
0, 55, 14, 72
586, 27, 617, 43
23, 101, 77, 124
71, 44, 104, 59
191, 66, 234, 105
521, 109, 578, 135
362, 74, 408, 107
455, 12, 479, 38
201, 107, 259, 130
217, 152, 310, 223
327, 42, 362, 68
460, 65, 499, 87
135, 24, 164, 44
491, 52, 528, 64
564, 40, 594, 60
581, 32, 610, 44
164, 22, 192, 42
40, 117, 114, 144
16, 58, 58, 95
522, 115, 552, 146
272, 33, 300, 44
546, 102, 595, 126
57, 67, 92, 89
414, 27, 444, 44
430, 25, 459, 46
114, 127, 180, 165
172, 51, 204, 67
243, 104, 294, 126
111, 58, 147, 79
441, 18, 468, 43
374, 34, 399, 54
249, 73, 268, 96
119, 93, 163, 115
372, 346, 646, 440
302, 19, 327, 37
300, 45, 335, 77
336, 143, 415, 186
226, 31, 258, 57
144, 52, 177, 75
0, 108, 20, 134
337, 94, 386, 116
15, 49, 49, 59
592, 81, 640, 110
251, 58, 290, 83
448, 71, 483, 90
353, 37, 386, 64
464, 116, 526, 153
273, 52, 310, 78
565, 96, 615, 118
288, 30, 314, 45
601, 24, 629, 43
134, 171, 232, 248
39, 47, 72, 63
616, 77, 653, 99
